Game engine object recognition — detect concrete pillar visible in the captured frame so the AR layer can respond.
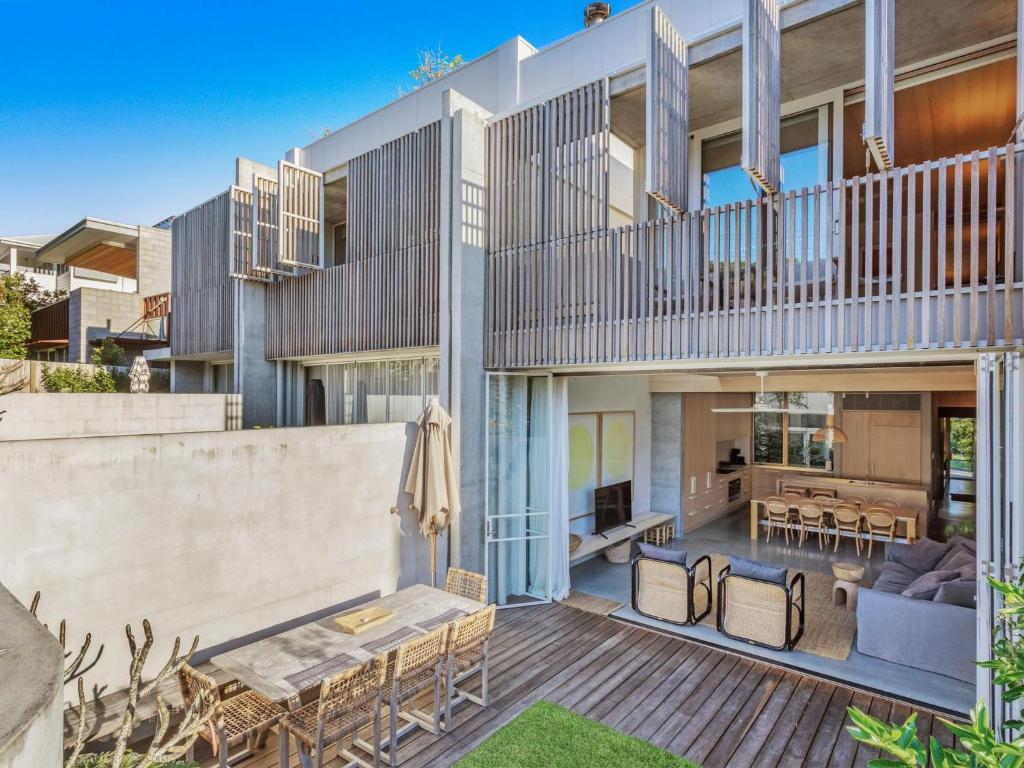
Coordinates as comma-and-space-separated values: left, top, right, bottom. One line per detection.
440, 90, 492, 576
8, 246, 16, 274
234, 280, 277, 428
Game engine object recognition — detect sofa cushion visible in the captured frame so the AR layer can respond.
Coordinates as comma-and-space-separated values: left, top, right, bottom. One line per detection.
872, 562, 919, 594
933, 579, 977, 608
902, 569, 960, 600
638, 543, 686, 565
947, 535, 977, 553
935, 546, 976, 574
886, 537, 952, 575
729, 555, 787, 585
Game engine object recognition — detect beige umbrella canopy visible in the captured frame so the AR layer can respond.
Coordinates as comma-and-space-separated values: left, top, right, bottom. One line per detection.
404, 401, 460, 586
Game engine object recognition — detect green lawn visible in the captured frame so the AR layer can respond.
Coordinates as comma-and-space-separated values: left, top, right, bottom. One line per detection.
455, 701, 700, 768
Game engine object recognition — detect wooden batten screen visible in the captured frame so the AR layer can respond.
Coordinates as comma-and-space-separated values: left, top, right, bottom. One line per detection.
171, 191, 234, 357
864, 0, 895, 170
741, 0, 781, 194
346, 121, 441, 262
646, 6, 689, 213
487, 79, 610, 253
278, 161, 324, 269
29, 298, 69, 345
228, 186, 267, 282
252, 176, 291, 276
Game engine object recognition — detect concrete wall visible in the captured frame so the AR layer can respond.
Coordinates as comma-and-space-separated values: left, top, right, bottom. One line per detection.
170, 360, 206, 393
67, 287, 142, 363
0, 423, 430, 694
0, 584, 63, 768
136, 226, 171, 297
235, 280, 277, 428
567, 375, 653, 515
0, 394, 239, 441
651, 393, 683, 527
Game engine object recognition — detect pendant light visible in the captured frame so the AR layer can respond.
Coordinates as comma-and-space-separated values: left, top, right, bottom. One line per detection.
812, 413, 848, 444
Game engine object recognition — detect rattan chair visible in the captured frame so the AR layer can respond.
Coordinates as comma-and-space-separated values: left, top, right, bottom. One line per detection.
716, 565, 805, 651
445, 568, 487, 603
630, 553, 713, 625
781, 484, 808, 497
381, 625, 449, 767
831, 502, 862, 555
797, 501, 829, 550
178, 663, 286, 768
764, 496, 794, 544
809, 487, 837, 500
279, 656, 387, 768
864, 506, 897, 558
441, 605, 496, 731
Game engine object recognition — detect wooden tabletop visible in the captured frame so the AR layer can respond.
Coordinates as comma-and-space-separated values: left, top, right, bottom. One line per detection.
211, 584, 484, 706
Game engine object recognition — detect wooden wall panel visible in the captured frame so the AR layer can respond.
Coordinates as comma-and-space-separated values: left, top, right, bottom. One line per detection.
171, 192, 234, 356
646, 6, 689, 213
278, 161, 324, 268
741, 0, 781, 194
864, 0, 895, 170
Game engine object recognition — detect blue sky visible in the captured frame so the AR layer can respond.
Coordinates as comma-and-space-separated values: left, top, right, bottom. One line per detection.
0, 0, 610, 234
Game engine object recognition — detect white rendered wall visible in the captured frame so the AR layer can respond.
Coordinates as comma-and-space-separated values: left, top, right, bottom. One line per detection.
0, 423, 431, 695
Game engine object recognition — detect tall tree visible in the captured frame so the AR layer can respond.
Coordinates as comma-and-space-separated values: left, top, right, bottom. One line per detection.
0, 273, 32, 359
408, 45, 464, 89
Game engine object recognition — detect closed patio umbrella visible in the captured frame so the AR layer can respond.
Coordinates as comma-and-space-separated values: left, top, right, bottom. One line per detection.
404, 400, 460, 587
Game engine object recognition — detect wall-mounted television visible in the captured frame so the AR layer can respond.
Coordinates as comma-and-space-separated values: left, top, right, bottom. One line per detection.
594, 480, 633, 535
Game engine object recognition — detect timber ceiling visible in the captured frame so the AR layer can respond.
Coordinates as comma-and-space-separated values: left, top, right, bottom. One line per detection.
66, 242, 137, 278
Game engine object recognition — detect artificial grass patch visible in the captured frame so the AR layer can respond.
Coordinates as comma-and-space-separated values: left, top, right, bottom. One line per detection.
455, 701, 700, 768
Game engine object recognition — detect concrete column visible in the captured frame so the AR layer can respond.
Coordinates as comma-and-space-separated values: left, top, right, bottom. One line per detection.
440, 90, 492, 575
8, 247, 16, 274
234, 280, 277, 428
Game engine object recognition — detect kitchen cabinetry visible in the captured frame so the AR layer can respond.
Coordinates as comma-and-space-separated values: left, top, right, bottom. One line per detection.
683, 393, 753, 531
841, 409, 922, 484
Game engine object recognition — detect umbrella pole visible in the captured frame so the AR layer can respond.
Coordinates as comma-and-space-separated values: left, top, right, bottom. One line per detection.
429, 523, 437, 588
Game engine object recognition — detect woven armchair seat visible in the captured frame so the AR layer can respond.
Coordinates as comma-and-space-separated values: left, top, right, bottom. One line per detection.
283, 698, 377, 747
716, 567, 805, 651
219, 691, 286, 740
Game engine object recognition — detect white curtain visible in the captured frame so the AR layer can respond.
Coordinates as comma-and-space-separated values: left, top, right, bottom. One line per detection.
550, 377, 571, 600
493, 376, 527, 603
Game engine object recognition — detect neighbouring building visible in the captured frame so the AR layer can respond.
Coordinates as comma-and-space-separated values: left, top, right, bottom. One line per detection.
161, 0, 1024, 723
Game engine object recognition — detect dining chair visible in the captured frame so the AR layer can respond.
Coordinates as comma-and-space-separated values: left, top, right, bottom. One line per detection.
442, 605, 497, 731
178, 662, 286, 768
809, 487, 837, 500
383, 625, 449, 767
278, 655, 387, 768
797, 501, 829, 550
445, 568, 488, 603
764, 496, 794, 545
781, 484, 808, 497
831, 502, 862, 555
864, 507, 897, 558
874, 498, 899, 510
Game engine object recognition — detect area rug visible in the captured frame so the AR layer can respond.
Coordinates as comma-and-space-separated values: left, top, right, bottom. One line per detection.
696, 554, 857, 660
454, 701, 699, 768
560, 590, 624, 616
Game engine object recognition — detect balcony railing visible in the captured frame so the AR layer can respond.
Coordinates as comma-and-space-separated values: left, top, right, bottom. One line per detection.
486, 145, 1024, 367
29, 298, 69, 347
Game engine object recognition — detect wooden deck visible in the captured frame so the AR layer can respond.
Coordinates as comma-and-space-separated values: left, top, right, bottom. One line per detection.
201, 602, 955, 768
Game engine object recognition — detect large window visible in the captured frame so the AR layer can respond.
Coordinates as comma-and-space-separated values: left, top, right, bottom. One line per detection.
753, 392, 831, 470
701, 106, 832, 208
306, 356, 439, 425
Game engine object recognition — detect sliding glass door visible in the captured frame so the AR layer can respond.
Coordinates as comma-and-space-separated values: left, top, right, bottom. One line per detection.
484, 373, 553, 608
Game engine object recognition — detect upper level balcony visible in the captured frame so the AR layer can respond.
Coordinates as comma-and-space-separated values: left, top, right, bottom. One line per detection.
486, 144, 1024, 368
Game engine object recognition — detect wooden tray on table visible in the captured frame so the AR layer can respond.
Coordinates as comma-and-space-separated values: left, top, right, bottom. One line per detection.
335, 606, 395, 635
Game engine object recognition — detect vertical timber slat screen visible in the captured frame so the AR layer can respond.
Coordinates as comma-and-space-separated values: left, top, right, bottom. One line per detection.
646, 6, 689, 213
171, 192, 234, 357
741, 0, 781, 194
265, 123, 441, 359
486, 146, 1024, 367
278, 161, 325, 269
864, 0, 895, 170
253, 176, 289, 276
229, 186, 267, 281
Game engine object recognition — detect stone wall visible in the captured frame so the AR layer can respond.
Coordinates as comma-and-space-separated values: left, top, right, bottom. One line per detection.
137, 226, 171, 297
67, 288, 142, 363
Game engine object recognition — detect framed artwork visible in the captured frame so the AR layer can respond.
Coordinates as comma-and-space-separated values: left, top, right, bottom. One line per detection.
567, 411, 635, 534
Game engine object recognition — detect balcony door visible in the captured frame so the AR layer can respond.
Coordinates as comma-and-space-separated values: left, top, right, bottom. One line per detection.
484, 373, 553, 608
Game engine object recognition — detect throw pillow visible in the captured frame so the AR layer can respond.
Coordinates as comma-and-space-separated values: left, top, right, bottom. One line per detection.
934, 546, 976, 573
933, 579, 976, 608
638, 542, 686, 565
886, 537, 952, 575
947, 535, 977, 554
901, 569, 959, 600
729, 555, 787, 585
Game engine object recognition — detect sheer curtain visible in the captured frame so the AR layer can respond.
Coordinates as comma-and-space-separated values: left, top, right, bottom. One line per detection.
549, 377, 571, 601
492, 376, 527, 604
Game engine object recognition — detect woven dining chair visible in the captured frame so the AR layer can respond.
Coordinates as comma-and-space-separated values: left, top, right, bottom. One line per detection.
764, 496, 793, 544
382, 625, 449, 768
864, 506, 897, 558
178, 663, 286, 768
441, 605, 496, 731
278, 655, 387, 768
797, 501, 829, 550
780, 484, 808, 497
831, 502, 862, 555
445, 568, 488, 603
809, 487, 837, 500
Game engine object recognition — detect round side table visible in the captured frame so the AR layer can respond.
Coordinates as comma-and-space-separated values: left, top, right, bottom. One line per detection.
832, 561, 865, 612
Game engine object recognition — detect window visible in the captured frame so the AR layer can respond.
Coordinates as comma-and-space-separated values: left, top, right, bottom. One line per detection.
753, 392, 832, 470
310, 356, 440, 426
701, 106, 832, 208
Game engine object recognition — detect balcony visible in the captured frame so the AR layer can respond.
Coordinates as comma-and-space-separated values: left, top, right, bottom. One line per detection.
486, 146, 1024, 368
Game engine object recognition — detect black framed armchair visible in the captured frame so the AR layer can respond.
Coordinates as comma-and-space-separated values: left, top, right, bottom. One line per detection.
715, 565, 805, 650
631, 553, 712, 625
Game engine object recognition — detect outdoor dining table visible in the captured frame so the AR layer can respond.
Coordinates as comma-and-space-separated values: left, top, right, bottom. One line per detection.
211, 583, 485, 710
748, 496, 919, 544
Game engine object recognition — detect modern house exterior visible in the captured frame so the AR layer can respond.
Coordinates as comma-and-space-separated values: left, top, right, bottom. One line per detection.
18, 218, 172, 362
163, 0, 1023, 722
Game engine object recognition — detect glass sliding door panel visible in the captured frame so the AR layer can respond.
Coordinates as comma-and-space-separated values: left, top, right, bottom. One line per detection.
388, 359, 425, 422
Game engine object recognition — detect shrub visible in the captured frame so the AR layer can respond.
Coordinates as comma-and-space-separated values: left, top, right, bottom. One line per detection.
41, 364, 116, 393
91, 338, 126, 367
0, 273, 31, 359
73, 751, 198, 768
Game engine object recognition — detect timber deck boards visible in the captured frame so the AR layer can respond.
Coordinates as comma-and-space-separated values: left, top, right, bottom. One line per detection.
192, 602, 948, 768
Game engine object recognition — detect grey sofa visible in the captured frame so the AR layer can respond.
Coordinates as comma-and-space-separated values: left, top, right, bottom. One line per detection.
856, 536, 977, 683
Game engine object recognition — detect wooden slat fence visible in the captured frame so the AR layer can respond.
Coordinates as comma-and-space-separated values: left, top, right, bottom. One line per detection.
29, 298, 69, 345
487, 145, 1024, 367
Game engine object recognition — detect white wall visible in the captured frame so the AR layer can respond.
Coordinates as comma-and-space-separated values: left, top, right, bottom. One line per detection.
0, 423, 430, 694
567, 374, 653, 526
0, 394, 238, 441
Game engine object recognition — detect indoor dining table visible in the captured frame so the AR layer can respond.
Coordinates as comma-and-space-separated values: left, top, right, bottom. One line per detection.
211, 583, 485, 710
748, 496, 919, 544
